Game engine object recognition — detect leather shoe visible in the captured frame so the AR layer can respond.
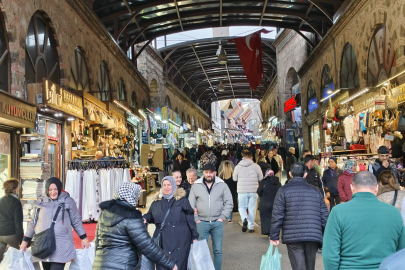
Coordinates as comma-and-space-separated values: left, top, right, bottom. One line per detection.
248, 229, 254, 233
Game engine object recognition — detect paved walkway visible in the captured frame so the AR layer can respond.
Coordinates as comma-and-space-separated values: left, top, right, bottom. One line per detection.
140, 186, 324, 270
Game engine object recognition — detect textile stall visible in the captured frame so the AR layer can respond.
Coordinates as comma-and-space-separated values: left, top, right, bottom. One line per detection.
65, 159, 131, 222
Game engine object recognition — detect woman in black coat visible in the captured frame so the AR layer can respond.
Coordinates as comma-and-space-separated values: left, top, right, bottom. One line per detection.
93, 182, 176, 270
218, 162, 238, 223
0, 180, 23, 260
266, 150, 279, 176
143, 176, 198, 270
257, 170, 281, 235
173, 153, 190, 180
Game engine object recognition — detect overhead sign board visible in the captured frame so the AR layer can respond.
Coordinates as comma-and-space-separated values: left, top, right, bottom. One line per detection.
284, 94, 301, 114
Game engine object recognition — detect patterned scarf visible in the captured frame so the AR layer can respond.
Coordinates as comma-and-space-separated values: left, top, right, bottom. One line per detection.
341, 160, 356, 173
114, 182, 142, 206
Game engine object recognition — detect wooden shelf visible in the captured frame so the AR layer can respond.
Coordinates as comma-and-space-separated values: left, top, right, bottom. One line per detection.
20, 134, 45, 137
320, 149, 367, 154
21, 156, 43, 159
346, 153, 377, 157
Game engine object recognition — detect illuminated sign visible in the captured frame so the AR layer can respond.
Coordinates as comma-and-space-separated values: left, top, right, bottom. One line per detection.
284, 94, 301, 114
42, 79, 84, 119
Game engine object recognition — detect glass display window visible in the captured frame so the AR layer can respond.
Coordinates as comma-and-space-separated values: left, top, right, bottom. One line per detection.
311, 123, 321, 155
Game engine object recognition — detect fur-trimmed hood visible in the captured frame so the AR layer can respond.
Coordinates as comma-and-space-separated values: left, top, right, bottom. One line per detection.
153, 187, 186, 201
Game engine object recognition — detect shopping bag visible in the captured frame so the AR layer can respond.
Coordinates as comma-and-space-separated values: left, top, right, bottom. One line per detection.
187, 239, 215, 270
260, 243, 282, 270
0, 247, 35, 270
69, 244, 95, 270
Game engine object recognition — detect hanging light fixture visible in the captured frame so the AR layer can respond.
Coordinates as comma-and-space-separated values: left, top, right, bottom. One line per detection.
218, 81, 225, 91
228, 101, 233, 110
217, 43, 228, 65
326, 88, 333, 94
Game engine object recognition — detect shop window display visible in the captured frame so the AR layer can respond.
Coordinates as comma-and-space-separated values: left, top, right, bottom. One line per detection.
341, 43, 359, 89
311, 124, 320, 155
25, 13, 59, 84
367, 25, 396, 87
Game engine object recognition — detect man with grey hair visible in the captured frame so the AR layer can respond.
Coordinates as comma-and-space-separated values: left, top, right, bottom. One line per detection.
181, 168, 198, 198
323, 171, 405, 270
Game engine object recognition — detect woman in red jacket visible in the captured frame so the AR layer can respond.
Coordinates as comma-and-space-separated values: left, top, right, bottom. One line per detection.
338, 160, 357, 202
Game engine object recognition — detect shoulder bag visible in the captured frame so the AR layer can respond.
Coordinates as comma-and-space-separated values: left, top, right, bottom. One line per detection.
392, 190, 398, 206
385, 84, 398, 110
31, 204, 63, 259
326, 98, 335, 122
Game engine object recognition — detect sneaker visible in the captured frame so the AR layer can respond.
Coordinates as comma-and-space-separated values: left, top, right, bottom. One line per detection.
248, 229, 254, 233
242, 218, 248, 232
228, 220, 233, 224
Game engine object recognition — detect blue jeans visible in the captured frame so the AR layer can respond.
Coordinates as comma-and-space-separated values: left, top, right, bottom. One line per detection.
238, 193, 258, 230
196, 221, 224, 270
228, 212, 233, 221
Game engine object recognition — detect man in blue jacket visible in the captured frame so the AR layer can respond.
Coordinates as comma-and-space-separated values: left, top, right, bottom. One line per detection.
270, 162, 329, 270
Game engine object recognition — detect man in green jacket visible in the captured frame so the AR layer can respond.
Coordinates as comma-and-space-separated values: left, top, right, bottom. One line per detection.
323, 171, 405, 270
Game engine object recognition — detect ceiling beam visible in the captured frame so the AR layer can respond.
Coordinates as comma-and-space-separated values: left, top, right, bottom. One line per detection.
167, 55, 185, 73
191, 44, 217, 99
293, 29, 315, 48
122, 0, 132, 12
220, 0, 223, 27
308, 0, 333, 21
173, 59, 191, 79
163, 47, 179, 62
132, 39, 152, 61
181, 70, 199, 91
173, 0, 184, 31
259, 0, 268, 26
113, 13, 138, 40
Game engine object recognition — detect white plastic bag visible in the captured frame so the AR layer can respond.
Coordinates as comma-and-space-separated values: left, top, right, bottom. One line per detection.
0, 247, 35, 270
187, 239, 215, 270
69, 244, 95, 270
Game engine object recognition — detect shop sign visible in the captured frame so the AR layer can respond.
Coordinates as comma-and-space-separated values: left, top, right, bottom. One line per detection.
43, 79, 84, 119
284, 94, 301, 114
0, 91, 36, 128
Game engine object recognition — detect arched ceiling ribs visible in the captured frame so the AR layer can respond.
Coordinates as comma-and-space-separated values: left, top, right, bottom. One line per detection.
309, 0, 333, 21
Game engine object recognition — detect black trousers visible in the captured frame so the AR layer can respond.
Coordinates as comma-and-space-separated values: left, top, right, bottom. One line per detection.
42, 262, 66, 270
286, 241, 318, 270
329, 195, 341, 210
0, 234, 21, 262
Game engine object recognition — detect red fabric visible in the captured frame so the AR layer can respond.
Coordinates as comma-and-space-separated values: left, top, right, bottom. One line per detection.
349, 144, 366, 154
72, 223, 97, 249
333, 105, 339, 122
232, 29, 271, 90
338, 171, 354, 202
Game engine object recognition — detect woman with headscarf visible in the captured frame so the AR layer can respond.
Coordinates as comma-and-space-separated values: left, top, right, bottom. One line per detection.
143, 176, 199, 270
257, 169, 281, 235
20, 178, 89, 270
93, 183, 176, 270
338, 160, 357, 202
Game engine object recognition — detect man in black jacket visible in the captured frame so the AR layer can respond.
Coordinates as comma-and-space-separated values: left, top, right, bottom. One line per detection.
270, 162, 329, 270
285, 147, 297, 182
370, 146, 399, 184
304, 155, 323, 194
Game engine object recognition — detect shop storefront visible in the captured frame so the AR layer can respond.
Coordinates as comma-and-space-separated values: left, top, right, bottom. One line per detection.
284, 93, 303, 157
0, 91, 37, 197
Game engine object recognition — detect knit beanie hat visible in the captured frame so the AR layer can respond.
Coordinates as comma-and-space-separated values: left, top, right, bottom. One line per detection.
329, 157, 338, 165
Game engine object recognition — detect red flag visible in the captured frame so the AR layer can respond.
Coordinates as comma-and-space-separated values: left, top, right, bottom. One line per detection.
232, 29, 271, 91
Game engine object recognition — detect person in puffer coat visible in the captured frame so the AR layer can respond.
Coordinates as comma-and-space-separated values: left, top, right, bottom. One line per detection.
270, 162, 329, 270
20, 178, 90, 270
93, 182, 177, 270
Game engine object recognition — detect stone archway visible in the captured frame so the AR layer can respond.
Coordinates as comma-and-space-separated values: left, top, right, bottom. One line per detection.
284, 67, 299, 124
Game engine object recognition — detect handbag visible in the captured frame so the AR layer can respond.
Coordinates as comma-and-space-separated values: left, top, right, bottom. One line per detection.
31, 204, 62, 259
390, 110, 399, 131
385, 84, 398, 110
139, 200, 174, 270
326, 98, 334, 122
375, 88, 386, 110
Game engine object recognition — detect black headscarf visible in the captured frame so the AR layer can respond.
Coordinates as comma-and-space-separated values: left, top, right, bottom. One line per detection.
45, 177, 62, 197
